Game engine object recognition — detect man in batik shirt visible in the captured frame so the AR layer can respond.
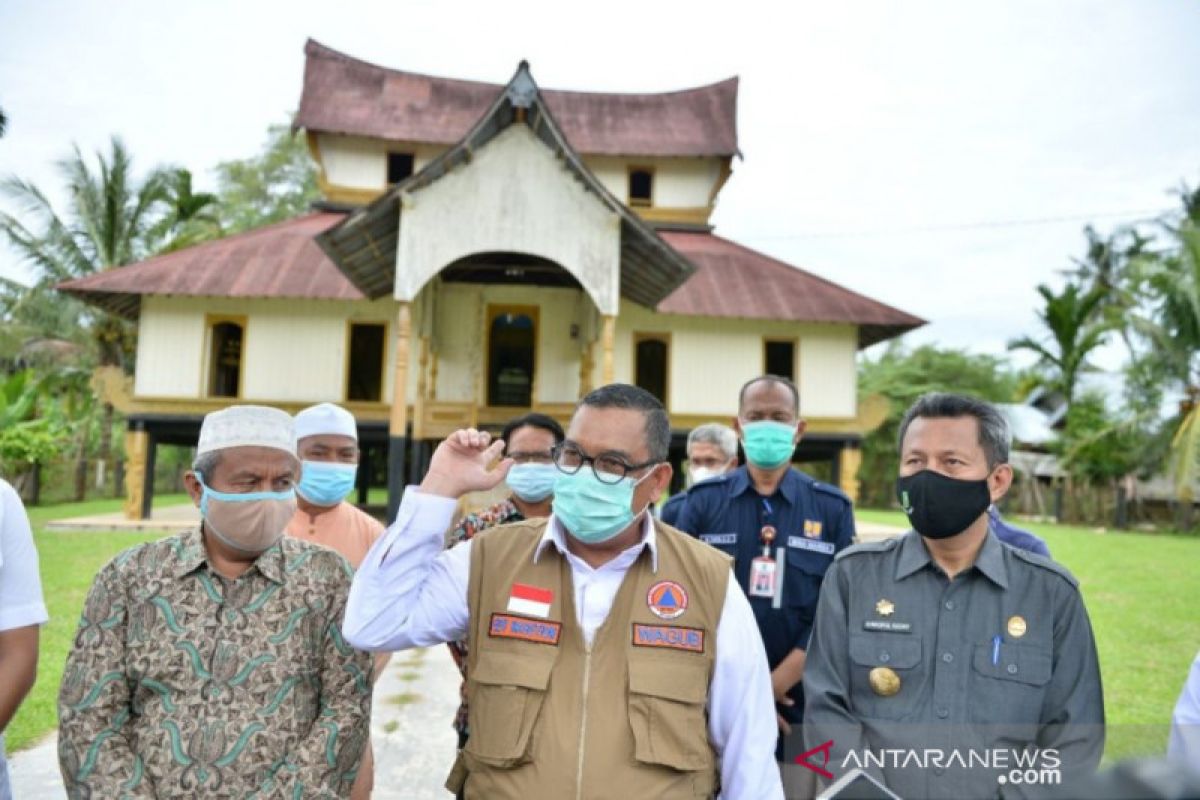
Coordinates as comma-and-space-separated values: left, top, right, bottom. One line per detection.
58, 405, 372, 798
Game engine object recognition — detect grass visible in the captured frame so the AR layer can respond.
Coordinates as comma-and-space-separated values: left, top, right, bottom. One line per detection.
855, 508, 1200, 760
7, 497, 1197, 763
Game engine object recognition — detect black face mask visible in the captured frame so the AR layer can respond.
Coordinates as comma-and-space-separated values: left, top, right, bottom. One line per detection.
895, 469, 992, 540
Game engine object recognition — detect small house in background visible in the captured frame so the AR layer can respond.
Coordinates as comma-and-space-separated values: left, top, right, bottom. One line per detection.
61, 40, 923, 520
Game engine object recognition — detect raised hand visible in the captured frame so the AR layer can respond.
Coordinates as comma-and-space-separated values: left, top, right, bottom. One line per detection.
419, 428, 513, 499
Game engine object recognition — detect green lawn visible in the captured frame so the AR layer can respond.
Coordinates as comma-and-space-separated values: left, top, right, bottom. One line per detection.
856, 508, 1200, 760
8, 500, 1197, 763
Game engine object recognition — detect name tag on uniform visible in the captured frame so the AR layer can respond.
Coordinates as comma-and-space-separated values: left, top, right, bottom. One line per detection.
700, 533, 738, 546
863, 620, 912, 634
489, 613, 561, 645
787, 536, 835, 555
631, 623, 705, 653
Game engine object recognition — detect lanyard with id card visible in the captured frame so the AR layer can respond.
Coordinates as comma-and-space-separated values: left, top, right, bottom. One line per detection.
748, 498, 786, 608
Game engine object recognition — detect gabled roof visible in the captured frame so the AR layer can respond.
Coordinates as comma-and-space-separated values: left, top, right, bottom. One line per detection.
317, 62, 697, 311
295, 39, 740, 158
657, 232, 925, 348
57, 213, 357, 318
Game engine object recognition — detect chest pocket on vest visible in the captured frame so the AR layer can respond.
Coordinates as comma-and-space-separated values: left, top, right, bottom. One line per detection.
969, 641, 1051, 734
848, 634, 924, 720
628, 658, 711, 773
465, 650, 554, 768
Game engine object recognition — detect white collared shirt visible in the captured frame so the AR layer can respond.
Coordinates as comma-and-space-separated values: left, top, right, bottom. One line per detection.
344, 488, 783, 800
0, 478, 49, 632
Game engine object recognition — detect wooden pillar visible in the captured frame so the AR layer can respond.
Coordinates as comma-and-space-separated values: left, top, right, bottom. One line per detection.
838, 443, 863, 505
123, 426, 149, 520
387, 301, 413, 524
601, 314, 616, 385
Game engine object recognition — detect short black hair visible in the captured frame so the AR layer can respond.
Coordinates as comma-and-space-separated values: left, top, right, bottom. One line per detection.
738, 374, 800, 414
897, 392, 1011, 468
501, 412, 565, 447
577, 383, 670, 462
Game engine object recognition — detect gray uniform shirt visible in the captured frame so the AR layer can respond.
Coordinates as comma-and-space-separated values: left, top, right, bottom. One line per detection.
802, 530, 1104, 799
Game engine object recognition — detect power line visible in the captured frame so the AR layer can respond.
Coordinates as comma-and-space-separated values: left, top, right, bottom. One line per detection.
738, 207, 1174, 242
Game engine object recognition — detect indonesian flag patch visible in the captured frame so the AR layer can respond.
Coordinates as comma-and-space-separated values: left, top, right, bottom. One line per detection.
507, 583, 554, 619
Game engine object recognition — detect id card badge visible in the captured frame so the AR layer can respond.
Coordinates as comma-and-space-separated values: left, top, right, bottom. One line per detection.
749, 556, 778, 598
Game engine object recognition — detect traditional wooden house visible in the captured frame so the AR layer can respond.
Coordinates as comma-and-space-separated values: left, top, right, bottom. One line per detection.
61, 40, 923, 520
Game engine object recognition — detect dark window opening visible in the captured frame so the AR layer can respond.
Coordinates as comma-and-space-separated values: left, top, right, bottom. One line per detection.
488, 311, 535, 407
765, 340, 796, 382
628, 169, 653, 207
635, 338, 669, 405
347, 323, 386, 402
208, 321, 243, 398
387, 152, 414, 185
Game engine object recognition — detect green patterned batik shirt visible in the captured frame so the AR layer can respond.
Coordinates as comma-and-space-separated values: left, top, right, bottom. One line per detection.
57, 528, 373, 799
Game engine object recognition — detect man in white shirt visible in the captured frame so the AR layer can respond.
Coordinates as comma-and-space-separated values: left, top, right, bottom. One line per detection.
344, 383, 783, 799
0, 478, 49, 800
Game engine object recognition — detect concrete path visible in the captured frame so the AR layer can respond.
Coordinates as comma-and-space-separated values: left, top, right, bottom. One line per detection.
43, 503, 198, 533
8, 646, 463, 799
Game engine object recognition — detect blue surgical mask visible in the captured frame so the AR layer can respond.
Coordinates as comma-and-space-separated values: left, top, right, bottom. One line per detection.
296, 461, 358, 506
506, 463, 558, 503
551, 468, 654, 544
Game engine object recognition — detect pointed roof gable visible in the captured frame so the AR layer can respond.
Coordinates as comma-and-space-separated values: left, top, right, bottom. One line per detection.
296, 39, 740, 158
317, 61, 697, 311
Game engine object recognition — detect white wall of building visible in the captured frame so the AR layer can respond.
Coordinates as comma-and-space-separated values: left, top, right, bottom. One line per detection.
396, 126, 622, 314
315, 134, 445, 192
584, 156, 725, 209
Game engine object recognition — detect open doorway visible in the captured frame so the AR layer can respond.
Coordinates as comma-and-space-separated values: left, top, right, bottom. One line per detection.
487, 305, 538, 406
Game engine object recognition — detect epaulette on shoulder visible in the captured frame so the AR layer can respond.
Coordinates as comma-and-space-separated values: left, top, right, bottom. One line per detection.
811, 480, 851, 505
1010, 547, 1079, 588
834, 537, 899, 561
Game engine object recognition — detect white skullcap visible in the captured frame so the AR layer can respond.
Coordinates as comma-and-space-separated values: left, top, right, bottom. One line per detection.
294, 403, 358, 441
196, 405, 296, 456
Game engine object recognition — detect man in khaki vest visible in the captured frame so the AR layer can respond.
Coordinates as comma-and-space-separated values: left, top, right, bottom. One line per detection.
345, 384, 783, 799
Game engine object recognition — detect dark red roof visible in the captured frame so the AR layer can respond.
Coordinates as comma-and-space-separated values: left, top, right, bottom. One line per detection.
295, 40, 739, 158
657, 232, 925, 347
57, 213, 358, 317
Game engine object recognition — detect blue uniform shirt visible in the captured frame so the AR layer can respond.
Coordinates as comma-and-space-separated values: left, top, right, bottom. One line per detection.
988, 506, 1051, 557
659, 491, 688, 527
674, 465, 856, 725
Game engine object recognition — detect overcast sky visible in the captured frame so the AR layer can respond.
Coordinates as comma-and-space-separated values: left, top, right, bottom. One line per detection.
2, 0, 1198, 369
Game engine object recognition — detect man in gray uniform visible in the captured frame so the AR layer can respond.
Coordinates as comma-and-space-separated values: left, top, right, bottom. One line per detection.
803, 393, 1104, 798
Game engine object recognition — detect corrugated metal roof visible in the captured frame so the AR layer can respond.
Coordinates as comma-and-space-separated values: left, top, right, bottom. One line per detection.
57, 213, 357, 318
656, 231, 925, 347
295, 39, 740, 158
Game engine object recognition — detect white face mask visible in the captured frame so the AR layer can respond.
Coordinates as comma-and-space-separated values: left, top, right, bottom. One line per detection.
688, 466, 724, 487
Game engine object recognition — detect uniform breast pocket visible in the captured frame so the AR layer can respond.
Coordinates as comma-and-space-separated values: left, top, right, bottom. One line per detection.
784, 547, 833, 614
628, 658, 712, 776
969, 641, 1051, 736
464, 650, 554, 769
848, 634, 925, 721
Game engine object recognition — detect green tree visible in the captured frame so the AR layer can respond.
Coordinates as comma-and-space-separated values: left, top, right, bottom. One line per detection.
856, 344, 1022, 506
213, 123, 318, 234
0, 136, 168, 463
149, 167, 221, 252
1008, 281, 1111, 405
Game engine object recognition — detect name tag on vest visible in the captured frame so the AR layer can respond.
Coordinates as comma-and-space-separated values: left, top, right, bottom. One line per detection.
787, 536, 835, 555
488, 613, 562, 645
631, 623, 705, 653
700, 533, 738, 546
863, 620, 912, 633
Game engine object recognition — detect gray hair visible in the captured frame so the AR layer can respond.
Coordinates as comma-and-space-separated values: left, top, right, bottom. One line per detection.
191, 450, 222, 480
687, 423, 738, 461
578, 383, 671, 462
897, 392, 1012, 469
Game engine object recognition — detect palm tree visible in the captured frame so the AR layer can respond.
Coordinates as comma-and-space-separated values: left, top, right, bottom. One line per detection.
1008, 281, 1111, 405
1131, 184, 1200, 506
0, 136, 168, 463
150, 167, 221, 252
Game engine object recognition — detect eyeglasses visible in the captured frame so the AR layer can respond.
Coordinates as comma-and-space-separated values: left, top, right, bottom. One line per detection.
508, 450, 555, 465
552, 443, 660, 485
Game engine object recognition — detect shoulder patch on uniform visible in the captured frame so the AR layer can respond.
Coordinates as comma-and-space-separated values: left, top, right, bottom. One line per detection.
1010, 548, 1079, 588
810, 481, 851, 504
834, 537, 899, 561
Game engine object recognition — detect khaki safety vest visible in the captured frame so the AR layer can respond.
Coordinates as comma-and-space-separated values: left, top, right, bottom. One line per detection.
447, 517, 731, 800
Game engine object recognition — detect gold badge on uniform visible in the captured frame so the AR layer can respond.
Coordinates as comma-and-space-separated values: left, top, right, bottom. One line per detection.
1007, 615, 1027, 638
875, 599, 895, 617
869, 667, 901, 696
803, 520, 823, 539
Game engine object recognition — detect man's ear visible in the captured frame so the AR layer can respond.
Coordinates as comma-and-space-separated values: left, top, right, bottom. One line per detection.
184, 472, 203, 507
731, 416, 743, 438
794, 419, 808, 442
653, 462, 674, 497
988, 464, 1013, 504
